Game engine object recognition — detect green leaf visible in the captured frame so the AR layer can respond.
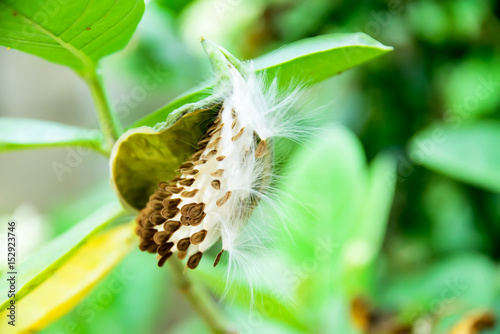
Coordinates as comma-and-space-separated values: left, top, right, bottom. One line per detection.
43, 248, 168, 334
0, 117, 104, 153
341, 152, 397, 296
279, 125, 367, 261
0, 202, 127, 311
408, 120, 500, 193
276, 125, 367, 326
131, 86, 212, 128
0, 224, 134, 333
379, 253, 497, 325
132, 33, 393, 128
0, 0, 145, 72
254, 33, 393, 87
195, 261, 308, 331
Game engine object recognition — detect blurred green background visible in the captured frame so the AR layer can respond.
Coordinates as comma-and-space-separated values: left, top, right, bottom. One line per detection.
1, 0, 500, 333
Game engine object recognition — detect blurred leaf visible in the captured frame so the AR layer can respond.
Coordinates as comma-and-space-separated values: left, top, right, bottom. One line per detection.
407, 1, 450, 43
195, 261, 307, 331
439, 58, 500, 119
49, 182, 117, 236
155, 0, 193, 15
422, 178, 482, 253
0, 223, 134, 333
281, 125, 367, 259
408, 121, 500, 193
0, 202, 126, 310
43, 248, 169, 334
0, 0, 145, 72
0, 117, 104, 153
277, 125, 367, 327
379, 253, 497, 323
342, 151, 397, 296
169, 317, 212, 334
132, 33, 393, 128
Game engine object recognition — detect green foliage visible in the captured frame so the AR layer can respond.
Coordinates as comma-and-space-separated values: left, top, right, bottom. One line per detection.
133, 33, 392, 128
0, 203, 126, 310
0, 117, 104, 153
409, 121, 500, 193
2, 0, 500, 333
0, 0, 145, 73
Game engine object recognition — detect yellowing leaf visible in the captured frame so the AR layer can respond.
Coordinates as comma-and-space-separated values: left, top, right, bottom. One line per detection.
0, 224, 135, 333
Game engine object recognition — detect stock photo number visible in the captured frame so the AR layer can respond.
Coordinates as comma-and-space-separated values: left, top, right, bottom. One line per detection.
6, 221, 17, 327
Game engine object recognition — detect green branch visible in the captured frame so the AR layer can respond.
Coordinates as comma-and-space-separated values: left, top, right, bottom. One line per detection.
83, 67, 123, 153
169, 258, 232, 334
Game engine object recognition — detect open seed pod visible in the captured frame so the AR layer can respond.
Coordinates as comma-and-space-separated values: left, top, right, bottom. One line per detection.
111, 40, 275, 270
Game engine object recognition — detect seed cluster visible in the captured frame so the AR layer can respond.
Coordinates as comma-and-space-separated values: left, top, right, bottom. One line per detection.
135, 107, 268, 270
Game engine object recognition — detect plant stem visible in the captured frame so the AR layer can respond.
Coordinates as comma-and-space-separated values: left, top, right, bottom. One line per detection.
83, 67, 123, 153
169, 257, 232, 334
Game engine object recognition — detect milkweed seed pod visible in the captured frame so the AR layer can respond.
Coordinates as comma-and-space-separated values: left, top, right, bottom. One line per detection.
111, 39, 305, 272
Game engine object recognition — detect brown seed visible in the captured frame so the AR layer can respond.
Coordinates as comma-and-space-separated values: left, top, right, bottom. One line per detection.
163, 220, 181, 233
134, 225, 142, 236
157, 242, 174, 256
209, 123, 223, 136
207, 137, 221, 149
181, 168, 199, 176
157, 191, 173, 200
206, 123, 218, 134
148, 200, 163, 210
190, 212, 206, 226
211, 179, 221, 190
213, 249, 224, 267
178, 178, 196, 187
149, 194, 162, 202
187, 252, 203, 269
192, 147, 204, 158
158, 252, 173, 267
180, 161, 194, 169
177, 237, 191, 251
255, 140, 268, 158
141, 219, 155, 229
180, 203, 196, 216
136, 217, 145, 228
193, 159, 207, 166
149, 213, 166, 226
203, 149, 218, 159
177, 251, 187, 260
180, 215, 191, 226
210, 169, 224, 177
140, 228, 156, 239
181, 189, 199, 198
146, 242, 159, 253
190, 230, 207, 245
198, 136, 211, 145
163, 198, 181, 209
231, 119, 237, 129
165, 185, 183, 194
211, 128, 222, 138
158, 181, 169, 190
216, 156, 226, 161
161, 207, 179, 219
231, 108, 236, 118
231, 127, 245, 141
216, 191, 232, 207
188, 203, 205, 218
153, 231, 172, 244
139, 240, 154, 252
